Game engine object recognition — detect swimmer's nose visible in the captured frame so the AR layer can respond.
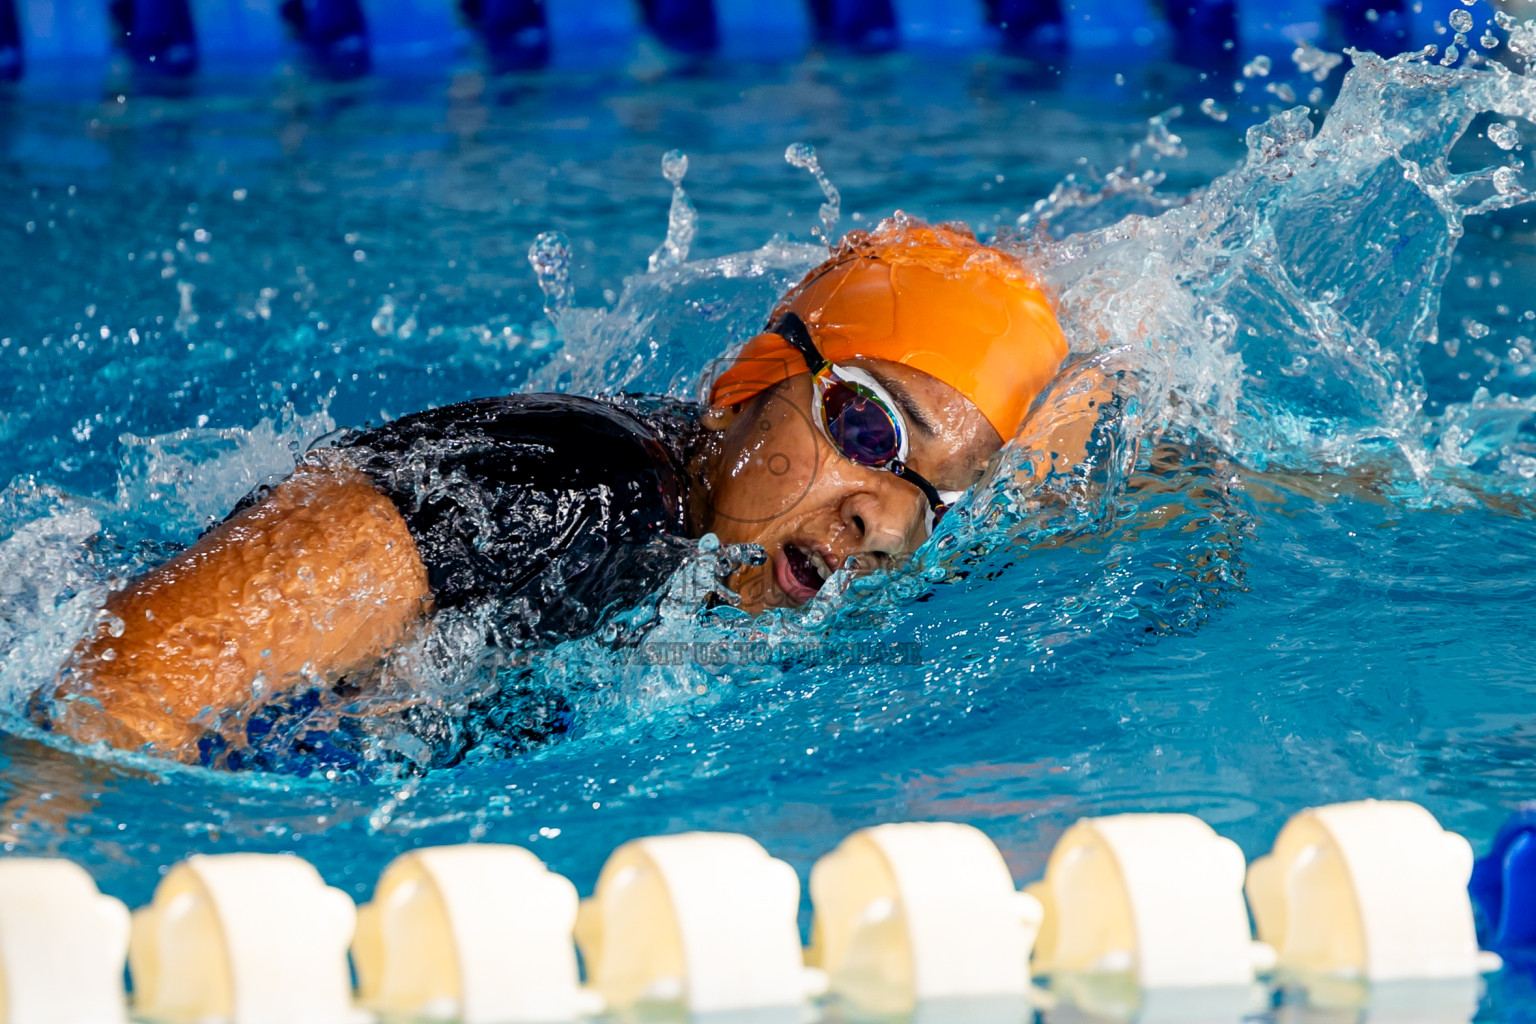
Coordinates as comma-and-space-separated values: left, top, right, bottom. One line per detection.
840, 486, 923, 564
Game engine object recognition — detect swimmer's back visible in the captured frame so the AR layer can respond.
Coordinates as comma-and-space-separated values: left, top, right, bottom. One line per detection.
48, 393, 702, 761
329, 393, 699, 638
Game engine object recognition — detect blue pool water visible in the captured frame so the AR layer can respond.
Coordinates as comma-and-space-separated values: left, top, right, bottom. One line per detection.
3, 26, 1536, 1021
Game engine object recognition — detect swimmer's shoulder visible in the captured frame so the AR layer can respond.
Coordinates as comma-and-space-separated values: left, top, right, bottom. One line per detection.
337, 393, 698, 458
329, 392, 702, 531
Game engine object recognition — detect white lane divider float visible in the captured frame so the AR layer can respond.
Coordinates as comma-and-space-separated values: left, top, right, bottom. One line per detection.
574, 831, 823, 1014
1243, 800, 1502, 1023
129, 853, 362, 1024
0, 858, 130, 1024
1247, 799, 1503, 982
1024, 812, 1273, 1021
354, 843, 597, 1023
809, 821, 1041, 1014
0, 799, 1515, 1023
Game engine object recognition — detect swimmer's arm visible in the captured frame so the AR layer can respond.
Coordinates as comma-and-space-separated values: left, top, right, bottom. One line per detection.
1007, 362, 1117, 488
46, 468, 433, 761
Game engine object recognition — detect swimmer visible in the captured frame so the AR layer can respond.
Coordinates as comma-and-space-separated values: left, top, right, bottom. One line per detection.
41, 218, 1079, 762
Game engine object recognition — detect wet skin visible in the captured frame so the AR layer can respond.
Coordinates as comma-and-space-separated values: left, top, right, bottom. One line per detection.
53, 468, 433, 758
54, 361, 1001, 759
688, 358, 1003, 612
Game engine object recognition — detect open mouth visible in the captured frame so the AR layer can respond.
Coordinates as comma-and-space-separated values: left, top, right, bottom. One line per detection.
775, 543, 834, 604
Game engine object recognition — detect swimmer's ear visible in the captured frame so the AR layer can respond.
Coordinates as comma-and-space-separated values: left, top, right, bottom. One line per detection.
700, 403, 744, 433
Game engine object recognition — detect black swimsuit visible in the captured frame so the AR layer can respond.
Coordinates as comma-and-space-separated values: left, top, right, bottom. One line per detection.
205, 393, 704, 774
338, 394, 699, 640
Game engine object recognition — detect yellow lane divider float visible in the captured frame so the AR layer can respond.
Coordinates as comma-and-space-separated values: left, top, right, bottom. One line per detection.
0, 799, 1507, 1024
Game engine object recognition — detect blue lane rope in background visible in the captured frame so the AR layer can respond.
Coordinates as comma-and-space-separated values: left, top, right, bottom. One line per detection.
0, 2, 1487, 89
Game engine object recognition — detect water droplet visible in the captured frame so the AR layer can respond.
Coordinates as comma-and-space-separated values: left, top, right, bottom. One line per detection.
175, 280, 198, 334
1439, 42, 1460, 65
698, 533, 720, 553
649, 149, 697, 272
1266, 81, 1298, 103
1449, 9, 1473, 33
1291, 40, 1344, 82
1481, 31, 1500, 49
1489, 122, 1520, 151
660, 148, 688, 186
784, 142, 842, 247
1508, 23, 1536, 60
1199, 98, 1228, 122
1494, 10, 1515, 31
1493, 166, 1521, 195
1465, 319, 1492, 339
1242, 54, 1272, 77
1144, 107, 1186, 158
527, 230, 573, 321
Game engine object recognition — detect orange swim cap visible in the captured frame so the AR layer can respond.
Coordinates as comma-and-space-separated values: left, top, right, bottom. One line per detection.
709, 218, 1068, 439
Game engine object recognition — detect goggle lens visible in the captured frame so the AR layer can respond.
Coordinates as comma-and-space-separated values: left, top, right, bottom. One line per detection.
821, 380, 901, 467
766, 311, 954, 534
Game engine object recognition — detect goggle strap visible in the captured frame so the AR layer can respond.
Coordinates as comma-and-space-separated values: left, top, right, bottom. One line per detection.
770, 311, 826, 375
769, 310, 951, 531
890, 461, 949, 517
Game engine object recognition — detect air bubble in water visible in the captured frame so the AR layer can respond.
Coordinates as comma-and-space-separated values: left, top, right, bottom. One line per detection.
1489, 122, 1521, 150
1466, 319, 1492, 340
649, 149, 697, 273
1242, 54, 1272, 77
1449, 9, 1473, 33
785, 142, 842, 247
1199, 98, 1228, 122
527, 230, 573, 321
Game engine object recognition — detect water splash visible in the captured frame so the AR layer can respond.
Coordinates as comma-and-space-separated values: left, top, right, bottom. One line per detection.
784, 142, 842, 247
525, 238, 824, 400
0, 482, 111, 705
1005, 46, 1536, 504
648, 149, 698, 273
115, 404, 335, 541
527, 230, 574, 322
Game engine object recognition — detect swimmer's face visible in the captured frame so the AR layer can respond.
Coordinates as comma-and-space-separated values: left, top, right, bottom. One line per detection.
698, 359, 1002, 612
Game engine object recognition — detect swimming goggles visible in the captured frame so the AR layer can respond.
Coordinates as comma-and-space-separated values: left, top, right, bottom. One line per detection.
769, 311, 962, 533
